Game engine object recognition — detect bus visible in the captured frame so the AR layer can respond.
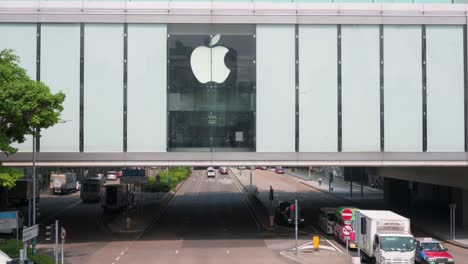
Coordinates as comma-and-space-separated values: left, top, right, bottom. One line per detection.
333, 206, 359, 249
80, 178, 102, 203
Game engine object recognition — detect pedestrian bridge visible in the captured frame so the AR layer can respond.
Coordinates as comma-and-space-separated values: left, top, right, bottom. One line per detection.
1, 1, 468, 167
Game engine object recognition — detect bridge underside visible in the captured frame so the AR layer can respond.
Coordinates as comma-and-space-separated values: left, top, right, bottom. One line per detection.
1, 152, 468, 167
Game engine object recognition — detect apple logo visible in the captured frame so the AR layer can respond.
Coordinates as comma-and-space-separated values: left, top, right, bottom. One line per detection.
190, 34, 231, 84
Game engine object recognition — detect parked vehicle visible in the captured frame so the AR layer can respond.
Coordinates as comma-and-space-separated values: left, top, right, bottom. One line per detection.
8, 178, 39, 206
356, 210, 414, 264
116, 171, 123, 178
333, 207, 358, 249
238, 166, 246, 170
318, 207, 335, 235
106, 171, 118, 181
207, 167, 216, 178
80, 178, 103, 203
248, 166, 255, 170
415, 237, 455, 264
275, 201, 304, 226
256, 166, 268, 170
50, 173, 77, 194
275, 166, 284, 174
101, 183, 128, 212
219, 167, 228, 175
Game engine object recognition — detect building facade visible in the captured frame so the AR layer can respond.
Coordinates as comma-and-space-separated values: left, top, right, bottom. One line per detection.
0, 1, 467, 166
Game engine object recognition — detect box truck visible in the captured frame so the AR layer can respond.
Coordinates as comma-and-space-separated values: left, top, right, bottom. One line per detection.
356, 210, 415, 264
50, 173, 77, 194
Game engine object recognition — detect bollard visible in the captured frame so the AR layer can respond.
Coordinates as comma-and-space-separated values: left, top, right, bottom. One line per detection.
313, 236, 320, 250
126, 217, 131, 230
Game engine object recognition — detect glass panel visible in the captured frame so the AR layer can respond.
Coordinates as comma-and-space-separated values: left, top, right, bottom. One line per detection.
341, 25, 380, 152
167, 24, 256, 152
0, 23, 36, 152
256, 25, 295, 152
299, 25, 337, 152
84, 24, 123, 152
426, 26, 464, 152
127, 24, 167, 152
384, 26, 422, 152
40, 24, 80, 152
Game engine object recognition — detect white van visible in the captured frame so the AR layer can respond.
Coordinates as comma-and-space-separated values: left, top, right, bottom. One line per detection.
207, 167, 216, 178
318, 207, 335, 235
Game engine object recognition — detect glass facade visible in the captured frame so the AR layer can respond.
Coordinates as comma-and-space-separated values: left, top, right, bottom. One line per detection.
167, 25, 256, 151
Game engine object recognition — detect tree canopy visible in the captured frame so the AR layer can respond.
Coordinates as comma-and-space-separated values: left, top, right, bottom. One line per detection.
0, 49, 65, 156
0, 49, 65, 187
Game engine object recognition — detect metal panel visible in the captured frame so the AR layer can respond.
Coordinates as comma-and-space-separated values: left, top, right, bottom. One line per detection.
256, 25, 296, 152
426, 26, 465, 152
341, 25, 380, 152
40, 24, 81, 152
384, 25, 422, 152
298, 25, 338, 152
127, 24, 167, 152
84, 24, 124, 152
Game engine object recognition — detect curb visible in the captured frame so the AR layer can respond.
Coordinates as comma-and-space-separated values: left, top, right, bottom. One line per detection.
230, 170, 276, 231
286, 172, 379, 193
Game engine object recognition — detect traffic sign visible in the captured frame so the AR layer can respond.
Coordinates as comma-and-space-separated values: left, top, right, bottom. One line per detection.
22, 224, 39, 242
341, 224, 353, 237
61, 227, 66, 241
341, 208, 353, 221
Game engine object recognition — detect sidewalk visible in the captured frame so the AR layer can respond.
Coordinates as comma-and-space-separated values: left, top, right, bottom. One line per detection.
286, 170, 468, 249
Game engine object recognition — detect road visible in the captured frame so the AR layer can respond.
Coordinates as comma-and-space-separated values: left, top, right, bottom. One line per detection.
238, 168, 468, 262
32, 168, 468, 264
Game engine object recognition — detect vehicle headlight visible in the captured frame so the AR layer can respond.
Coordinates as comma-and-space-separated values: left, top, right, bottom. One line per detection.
426, 257, 435, 262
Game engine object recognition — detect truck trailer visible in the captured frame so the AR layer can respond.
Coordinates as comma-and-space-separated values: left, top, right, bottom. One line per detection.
356, 210, 415, 264
101, 183, 128, 212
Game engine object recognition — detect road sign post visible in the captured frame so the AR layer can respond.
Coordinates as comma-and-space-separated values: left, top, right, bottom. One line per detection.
61, 227, 66, 264
294, 200, 298, 256
341, 225, 353, 264
341, 208, 353, 222
55, 220, 59, 264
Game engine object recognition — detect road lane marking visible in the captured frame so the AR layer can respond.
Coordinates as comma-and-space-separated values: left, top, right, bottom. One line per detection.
227, 250, 229, 254
229, 172, 261, 229
176, 250, 179, 254
120, 252, 125, 255
115, 257, 120, 261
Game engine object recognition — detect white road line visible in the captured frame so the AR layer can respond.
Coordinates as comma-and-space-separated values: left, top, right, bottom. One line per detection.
120, 252, 125, 255
115, 257, 120, 261
227, 250, 229, 254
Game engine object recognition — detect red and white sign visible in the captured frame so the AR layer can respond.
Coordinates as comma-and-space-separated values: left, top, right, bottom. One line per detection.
61, 227, 66, 241
342, 225, 353, 236
341, 208, 353, 221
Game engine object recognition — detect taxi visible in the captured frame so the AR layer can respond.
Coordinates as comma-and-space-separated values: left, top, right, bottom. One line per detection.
415, 237, 455, 264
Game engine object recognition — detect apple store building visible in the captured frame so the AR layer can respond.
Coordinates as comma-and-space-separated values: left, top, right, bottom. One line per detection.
1, 2, 468, 166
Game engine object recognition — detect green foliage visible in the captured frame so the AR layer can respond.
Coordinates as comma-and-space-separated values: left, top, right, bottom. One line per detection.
0, 239, 54, 264
0, 49, 65, 156
0, 167, 23, 189
143, 167, 192, 192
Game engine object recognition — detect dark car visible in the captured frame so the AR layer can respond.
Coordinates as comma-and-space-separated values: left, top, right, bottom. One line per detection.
275, 201, 305, 226
415, 237, 455, 264
275, 166, 285, 174
219, 167, 228, 175
256, 166, 268, 170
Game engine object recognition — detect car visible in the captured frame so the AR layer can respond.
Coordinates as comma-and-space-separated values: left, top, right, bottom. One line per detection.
256, 166, 268, 170
248, 166, 256, 170
238, 166, 246, 170
415, 237, 455, 264
275, 201, 305, 226
318, 207, 335, 235
219, 167, 228, 175
275, 166, 285, 174
207, 167, 216, 178
106, 171, 117, 181
116, 171, 123, 178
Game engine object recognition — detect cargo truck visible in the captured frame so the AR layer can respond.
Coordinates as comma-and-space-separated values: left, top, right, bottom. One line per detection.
50, 173, 77, 194
101, 183, 128, 212
356, 210, 415, 264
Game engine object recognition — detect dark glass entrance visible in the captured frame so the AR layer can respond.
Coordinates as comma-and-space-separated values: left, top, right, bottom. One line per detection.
167, 24, 256, 151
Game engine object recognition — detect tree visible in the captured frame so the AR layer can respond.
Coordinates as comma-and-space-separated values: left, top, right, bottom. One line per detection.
0, 49, 65, 188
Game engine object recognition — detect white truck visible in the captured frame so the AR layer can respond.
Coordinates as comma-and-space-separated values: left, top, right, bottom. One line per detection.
356, 210, 415, 264
50, 173, 77, 194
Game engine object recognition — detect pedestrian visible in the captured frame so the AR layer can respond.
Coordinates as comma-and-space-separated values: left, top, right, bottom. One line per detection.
318, 177, 322, 186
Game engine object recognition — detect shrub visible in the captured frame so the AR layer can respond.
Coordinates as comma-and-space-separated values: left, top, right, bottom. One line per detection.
143, 167, 191, 192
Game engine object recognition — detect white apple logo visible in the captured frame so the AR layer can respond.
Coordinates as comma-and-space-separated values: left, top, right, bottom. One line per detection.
190, 34, 231, 84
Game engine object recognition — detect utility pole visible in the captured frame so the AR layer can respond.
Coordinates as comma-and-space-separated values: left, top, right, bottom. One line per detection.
295, 200, 298, 256
32, 133, 37, 255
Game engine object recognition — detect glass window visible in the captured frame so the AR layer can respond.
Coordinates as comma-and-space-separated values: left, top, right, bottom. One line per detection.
167, 24, 256, 151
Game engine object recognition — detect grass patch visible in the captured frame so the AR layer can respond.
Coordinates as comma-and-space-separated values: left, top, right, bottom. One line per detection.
143, 167, 191, 192
0, 239, 54, 264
